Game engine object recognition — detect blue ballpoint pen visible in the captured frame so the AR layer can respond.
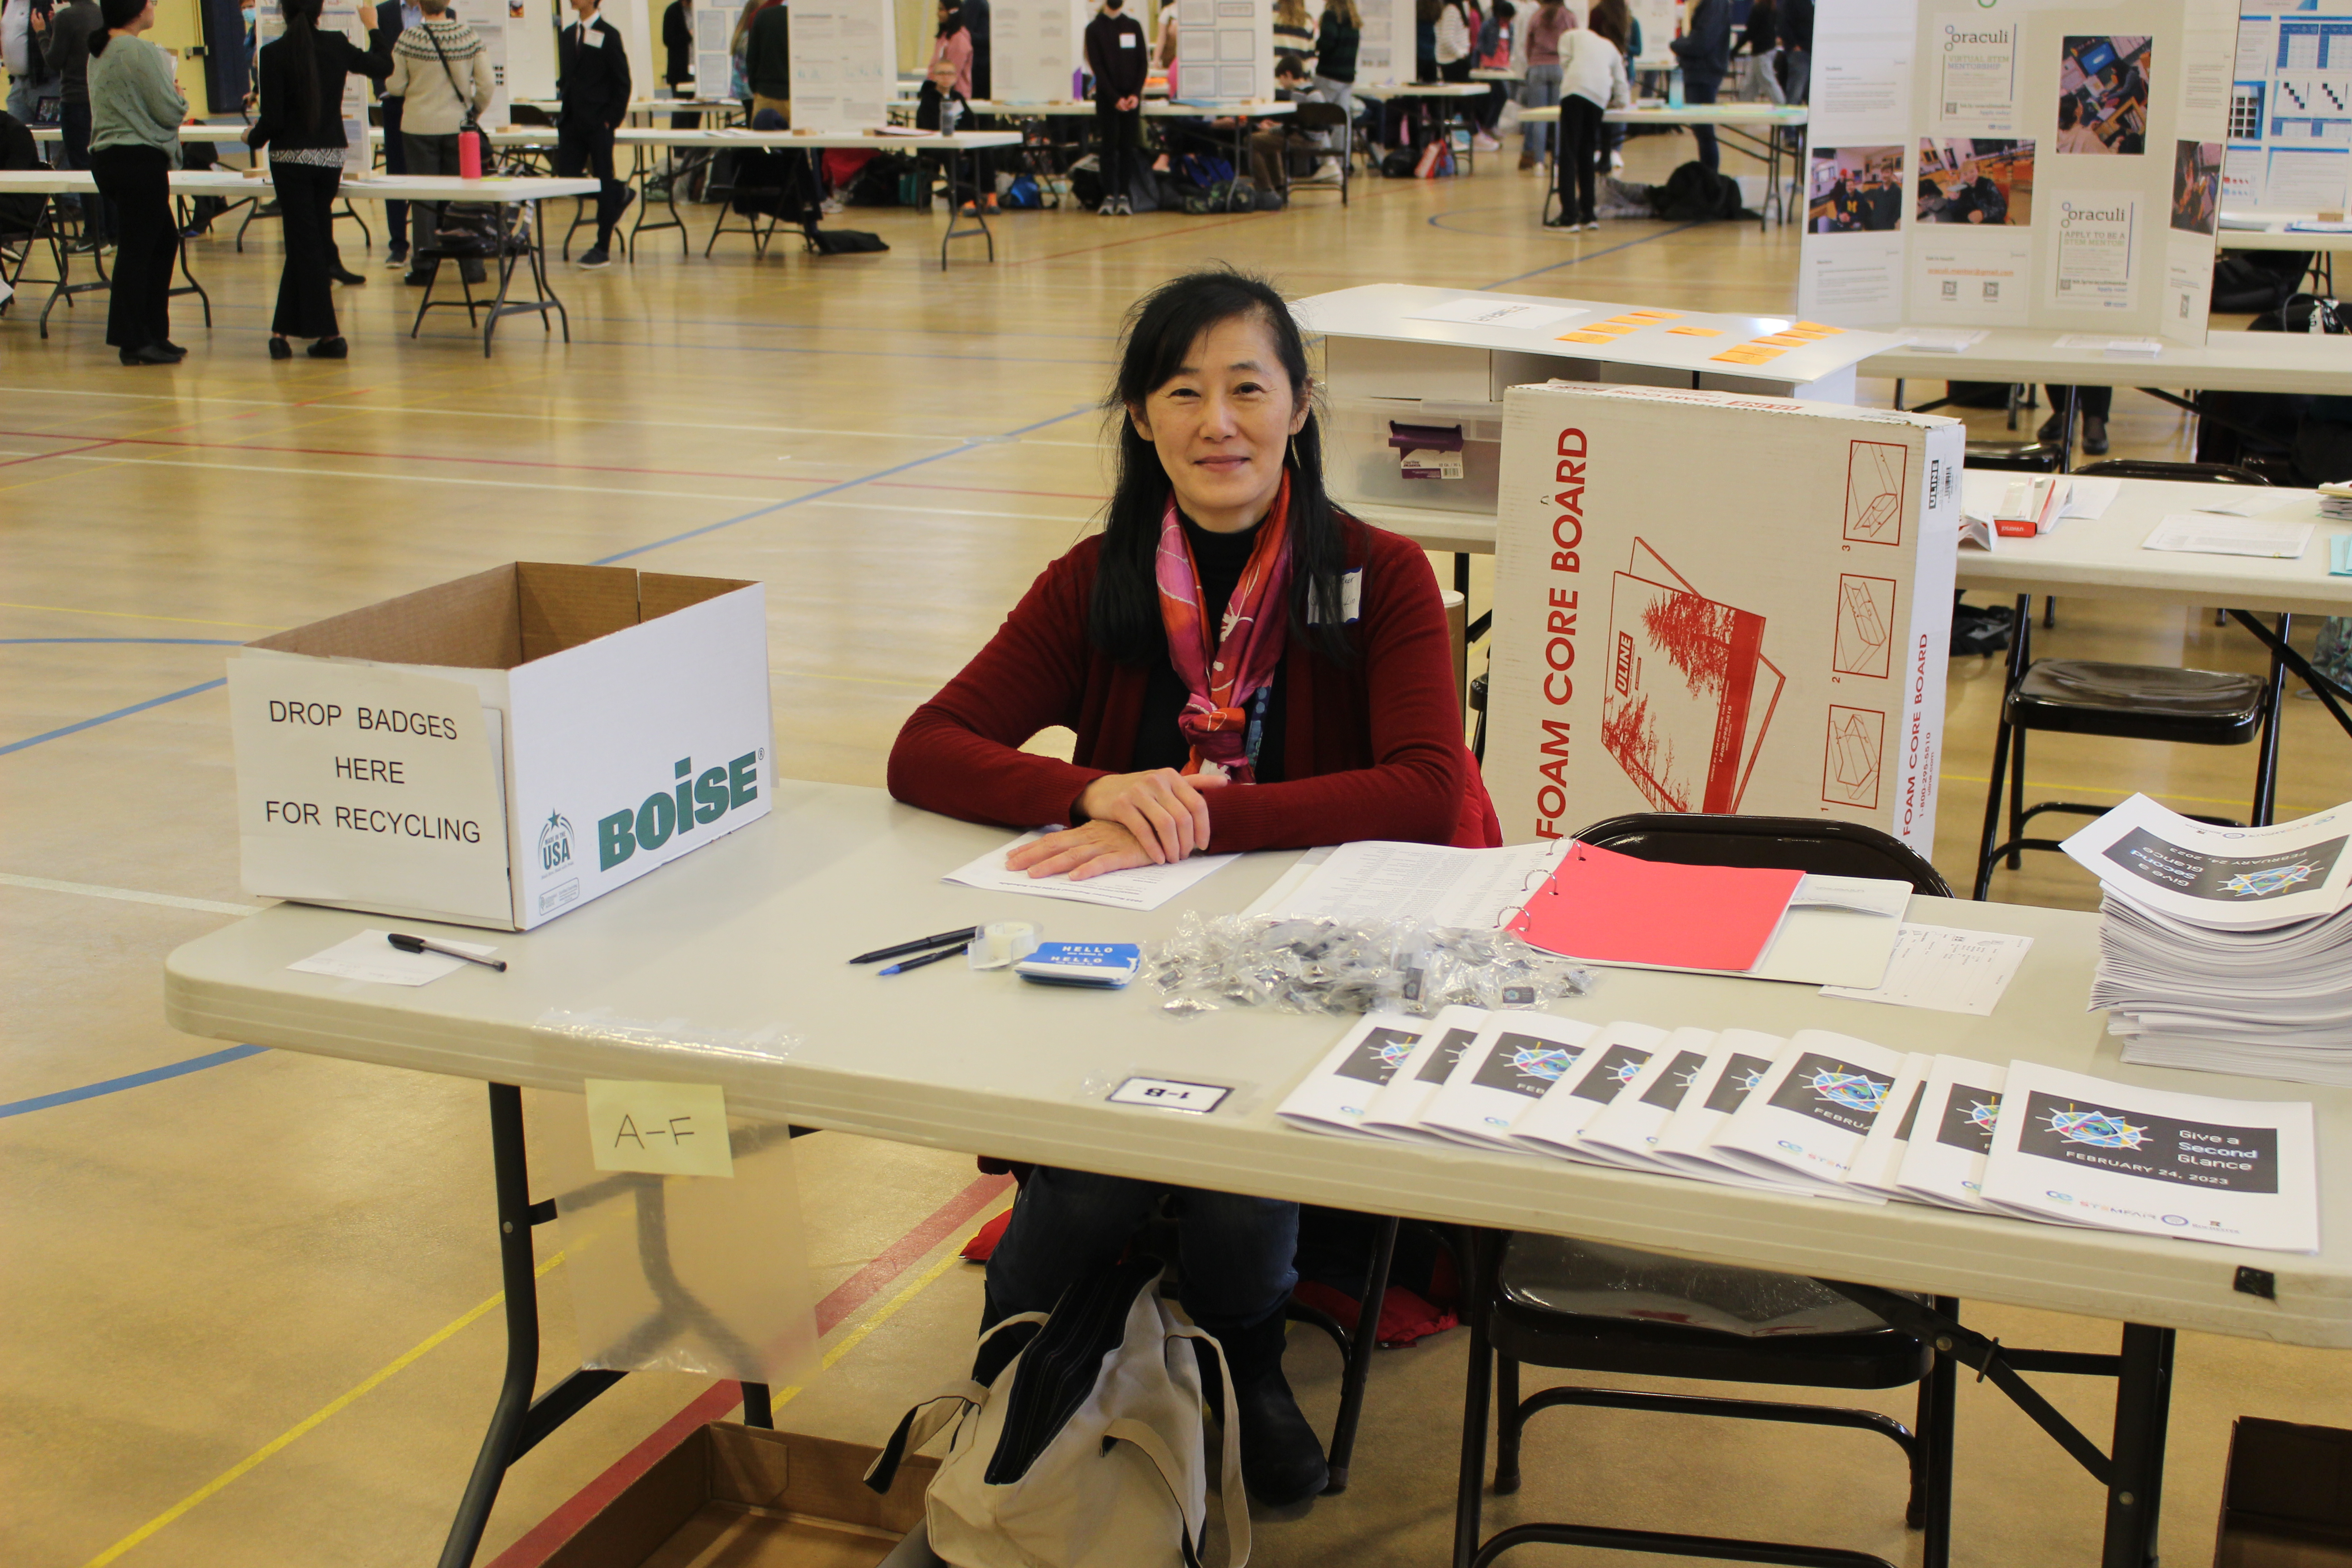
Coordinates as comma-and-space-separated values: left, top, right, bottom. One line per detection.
879, 942, 970, 976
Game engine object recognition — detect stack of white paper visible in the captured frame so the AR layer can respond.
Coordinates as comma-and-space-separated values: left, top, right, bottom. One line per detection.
2063, 796, 2352, 1086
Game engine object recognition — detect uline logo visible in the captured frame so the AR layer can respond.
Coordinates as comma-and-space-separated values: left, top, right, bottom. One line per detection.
538, 811, 575, 873
599, 751, 759, 870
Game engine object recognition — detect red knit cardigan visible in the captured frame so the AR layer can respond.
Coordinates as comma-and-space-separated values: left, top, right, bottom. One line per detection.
888, 516, 1502, 853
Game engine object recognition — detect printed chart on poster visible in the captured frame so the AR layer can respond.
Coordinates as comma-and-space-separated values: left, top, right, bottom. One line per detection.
2230, 0, 2352, 213
791, 0, 898, 130
1800, 0, 2232, 344
1174, 0, 1273, 103
993, 0, 1089, 104
1355, 0, 1402, 90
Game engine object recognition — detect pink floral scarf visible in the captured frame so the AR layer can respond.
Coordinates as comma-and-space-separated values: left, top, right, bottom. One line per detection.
1155, 472, 1293, 783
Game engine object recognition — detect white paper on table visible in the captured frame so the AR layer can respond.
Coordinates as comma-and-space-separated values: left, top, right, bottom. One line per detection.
2052, 334, 2161, 355
1898, 328, 1985, 352
1416, 1012, 1600, 1151
1705, 1029, 1904, 1196
1510, 1020, 1669, 1161
1404, 296, 1588, 332
1242, 838, 1565, 930
1274, 1012, 1432, 1137
1978, 1061, 2319, 1254
2192, 494, 2293, 519
1846, 1052, 1936, 1198
1820, 925, 2032, 1015
2060, 793, 2352, 930
1894, 1056, 2005, 1210
2141, 516, 2315, 559
943, 830, 1239, 911
288, 928, 500, 985
1360, 1005, 1494, 1142
2060, 477, 2121, 519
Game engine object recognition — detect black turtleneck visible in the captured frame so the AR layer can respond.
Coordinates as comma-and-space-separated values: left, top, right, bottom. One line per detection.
1131, 513, 1289, 782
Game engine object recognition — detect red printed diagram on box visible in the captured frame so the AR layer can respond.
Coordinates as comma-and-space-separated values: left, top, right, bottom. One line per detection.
1599, 540, 1785, 815
1843, 441, 1908, 545
1823, 705, 1888, 811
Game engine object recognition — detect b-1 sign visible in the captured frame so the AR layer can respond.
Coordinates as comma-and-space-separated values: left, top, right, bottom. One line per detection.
584, 1080, 735, 1177
1107, 1077, 1232, 1115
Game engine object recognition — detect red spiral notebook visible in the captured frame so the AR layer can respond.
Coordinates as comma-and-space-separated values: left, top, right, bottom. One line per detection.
1504, 841, 1805, 973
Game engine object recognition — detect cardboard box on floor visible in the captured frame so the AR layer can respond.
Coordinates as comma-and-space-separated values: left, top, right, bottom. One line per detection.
228, 563, 773, 931
542, 1425, 938, 1568
1484, 384, 1962, 854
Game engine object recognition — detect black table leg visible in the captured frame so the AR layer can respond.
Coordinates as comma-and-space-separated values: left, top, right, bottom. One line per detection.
2100, 1324, 2174, 1568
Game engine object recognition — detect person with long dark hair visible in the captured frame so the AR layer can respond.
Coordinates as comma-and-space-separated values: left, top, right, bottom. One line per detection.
85, 0, 182, 365
247, 0, 389, 358
889, 269, 1498, 1507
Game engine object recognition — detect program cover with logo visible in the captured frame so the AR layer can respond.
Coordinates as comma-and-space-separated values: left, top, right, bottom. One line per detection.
1418, 1014, 1601, 1151
1979, 1061, 2318, 1253
1705, 1029, 1908, 1196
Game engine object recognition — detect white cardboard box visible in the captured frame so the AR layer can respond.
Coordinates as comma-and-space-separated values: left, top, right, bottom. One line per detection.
1485, 384, 1962, 854
228, 563, 774, 931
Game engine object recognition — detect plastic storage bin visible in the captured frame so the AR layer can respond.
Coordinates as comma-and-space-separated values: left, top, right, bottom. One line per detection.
1326, 397, 1507, 515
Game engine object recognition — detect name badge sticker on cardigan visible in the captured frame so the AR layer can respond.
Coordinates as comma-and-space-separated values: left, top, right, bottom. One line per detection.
580, 25, 602, 45
1308, 569, 1364, 625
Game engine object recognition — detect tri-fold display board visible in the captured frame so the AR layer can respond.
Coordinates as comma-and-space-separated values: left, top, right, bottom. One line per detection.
2230, 0, 2352, 212
790, 0, 899, 130
1173, 0, 1274, 103
1798, 0, 2234, 343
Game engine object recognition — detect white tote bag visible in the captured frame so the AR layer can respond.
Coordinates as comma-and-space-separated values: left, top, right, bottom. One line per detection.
866, 1262, 1249, 1568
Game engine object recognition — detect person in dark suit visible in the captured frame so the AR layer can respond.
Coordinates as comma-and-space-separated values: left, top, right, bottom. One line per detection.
659, 0, 695, 127
368, 0, 416, 267
248, 0, 391, 358
556, 0, 632, 267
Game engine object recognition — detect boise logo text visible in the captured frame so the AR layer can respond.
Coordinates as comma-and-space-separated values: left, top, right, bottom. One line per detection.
598, 753, 758, 870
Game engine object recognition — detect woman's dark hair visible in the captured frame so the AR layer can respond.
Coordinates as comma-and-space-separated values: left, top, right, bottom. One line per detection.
280, 0, 325, 139
1586, 0, 1629, 53
936, 0, 962, 36
1090, 268, 1353, 667
89, 0, 147, 54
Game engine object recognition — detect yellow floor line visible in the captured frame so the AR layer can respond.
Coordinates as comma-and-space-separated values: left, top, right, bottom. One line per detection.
770, 1206, 1008, 1409
0, 602, 284, 631
76, 1252, 566, 1568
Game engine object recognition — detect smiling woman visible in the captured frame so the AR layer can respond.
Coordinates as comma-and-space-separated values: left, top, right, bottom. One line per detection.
883, 267, 1499, 1512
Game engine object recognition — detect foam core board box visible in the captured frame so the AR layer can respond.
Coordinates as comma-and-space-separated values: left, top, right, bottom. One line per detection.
229, 562, 773, 931
1485, 384, 1961, 853
539, 1424, 936, 1568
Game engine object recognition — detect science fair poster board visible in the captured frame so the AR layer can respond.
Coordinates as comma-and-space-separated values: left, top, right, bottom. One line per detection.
1174, 0, 1274, 103
993, 0, 1091, 103
791, 0, 899, 130
1799, 0, 2232, 346
2229, 1, 2352, 214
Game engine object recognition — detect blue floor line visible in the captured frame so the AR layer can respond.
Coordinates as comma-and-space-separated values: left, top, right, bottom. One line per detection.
0, 637, 245, 646
1479, 221, 1702, 289
0, 677, 228, 758
593, 404, 1096, 565
0, 1044, 265, 1119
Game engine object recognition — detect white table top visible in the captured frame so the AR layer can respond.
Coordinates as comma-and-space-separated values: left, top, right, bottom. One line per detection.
2218, 213, 2352, 254
31, 122, 259, 142
0, 168, 601, 202
484, 126, 1024, 151
1355, 81, 1492, 98
1519, 102, 1809, 125
1862, 327, 2352, 397
1359, 478, 2352, 617
1299, 282, 1898, 388
162, 780, 2352, 1347
1144, 99, 1295, 117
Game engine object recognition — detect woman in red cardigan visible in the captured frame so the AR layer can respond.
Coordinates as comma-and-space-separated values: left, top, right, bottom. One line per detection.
889, 268, 1498, 1507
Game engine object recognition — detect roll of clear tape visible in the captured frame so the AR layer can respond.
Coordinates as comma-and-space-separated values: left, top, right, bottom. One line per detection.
968, 920, 1044, 970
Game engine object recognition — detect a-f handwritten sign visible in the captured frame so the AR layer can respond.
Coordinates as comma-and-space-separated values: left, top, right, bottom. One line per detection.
583, 1080, 735, 1177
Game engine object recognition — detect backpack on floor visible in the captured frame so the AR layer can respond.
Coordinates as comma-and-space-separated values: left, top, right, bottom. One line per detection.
1380, 146, 1418, 178
1654, 160, 1749, 221
864, 1259, 1248, 1568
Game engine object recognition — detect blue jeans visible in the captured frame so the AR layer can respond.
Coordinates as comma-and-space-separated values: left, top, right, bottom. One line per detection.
1522, 61, 1562, 155
984, 1166, 1299, 1333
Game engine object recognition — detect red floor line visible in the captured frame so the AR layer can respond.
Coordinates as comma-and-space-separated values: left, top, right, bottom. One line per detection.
0, 438, 122, 469
479, 1170, 1013, 1568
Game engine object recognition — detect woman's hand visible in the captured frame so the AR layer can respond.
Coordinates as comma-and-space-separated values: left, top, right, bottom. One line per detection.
1072, 766, 1221, 863
1006, 819, 1161, 881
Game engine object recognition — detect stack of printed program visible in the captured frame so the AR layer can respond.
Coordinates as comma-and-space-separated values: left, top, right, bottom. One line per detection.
2063, 795, 2352, 1087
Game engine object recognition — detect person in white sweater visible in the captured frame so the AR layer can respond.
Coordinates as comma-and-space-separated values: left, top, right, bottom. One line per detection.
382, 0, 491, 278
1548, 18, 1626, 228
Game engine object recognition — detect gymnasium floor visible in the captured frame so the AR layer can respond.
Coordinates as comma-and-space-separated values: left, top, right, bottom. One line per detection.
5, 131, 2347, 1568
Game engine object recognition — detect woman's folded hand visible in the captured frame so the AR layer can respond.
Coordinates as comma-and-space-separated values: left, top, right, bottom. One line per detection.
1072, 766, 1222, 864
1006, 819, 1160, 881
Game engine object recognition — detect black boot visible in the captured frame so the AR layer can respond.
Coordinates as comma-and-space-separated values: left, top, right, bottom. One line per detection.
1202, 1311, 1328, 1506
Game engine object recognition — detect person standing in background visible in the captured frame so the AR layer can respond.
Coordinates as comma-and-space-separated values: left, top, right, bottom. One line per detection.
743, 0, 786, 124
1084, 0, 1143, 215
1669, 0, 1728, 170
961, 0, 987, 100
659, 0, 696, 127
45, 0, 105, 240
1414, 0, 1438, 83
1547, 1, 1622, 228
1776, 0, 1808, 103
4, 0, 56, 122
1310, 0, 1357, 172
369, 0, 418, 269
555, 0, 632, 268
1518, 0, 1565, 171
1153, 1, 1177, 74
1272, 0, 1311, 67
247, 0, 389, 358
382, 0, 490, 285
1738, 0, 1779, 103
85, 0, 183, 364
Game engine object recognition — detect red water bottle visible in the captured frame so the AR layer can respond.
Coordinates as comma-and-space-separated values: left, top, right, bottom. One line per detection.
459, 129, 484, 179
